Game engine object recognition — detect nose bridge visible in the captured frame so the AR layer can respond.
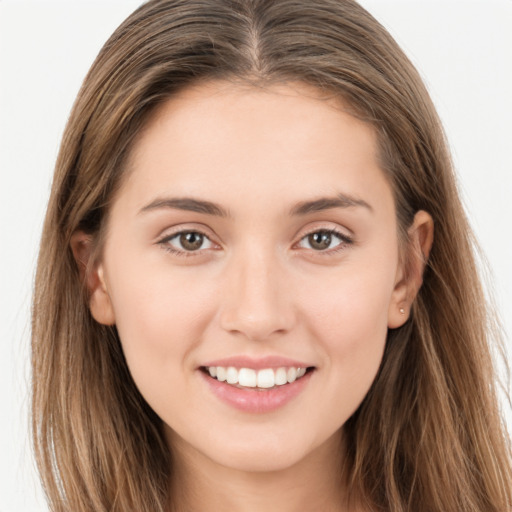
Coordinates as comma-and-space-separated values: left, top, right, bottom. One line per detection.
219, 240, 294, 341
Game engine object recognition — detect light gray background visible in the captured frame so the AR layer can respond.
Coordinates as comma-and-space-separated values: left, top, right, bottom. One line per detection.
1, 1, 511, 510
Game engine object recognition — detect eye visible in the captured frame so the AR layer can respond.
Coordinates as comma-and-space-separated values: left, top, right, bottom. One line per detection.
297, 229, 351, 251
161, 231, 214, 253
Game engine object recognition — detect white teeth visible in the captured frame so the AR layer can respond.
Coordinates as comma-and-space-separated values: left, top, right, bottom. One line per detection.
216, 367, 227, 382
287, 367, 297, 383
238, 368, 257, 387
257, 368, 275, 388
275, 367, 288, 385
226, 366, 238, 384
206, 365, 309, 389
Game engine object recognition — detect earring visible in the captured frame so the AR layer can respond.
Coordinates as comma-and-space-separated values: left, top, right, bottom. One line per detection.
399, 307, 406, 315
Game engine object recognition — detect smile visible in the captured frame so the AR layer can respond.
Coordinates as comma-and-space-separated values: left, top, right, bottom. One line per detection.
204, 366, 309, 389
200, 357, 316, 413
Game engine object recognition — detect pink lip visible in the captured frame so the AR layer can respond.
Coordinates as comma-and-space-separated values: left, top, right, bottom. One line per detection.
199, 366, 314, 414
201, 355, 313, 370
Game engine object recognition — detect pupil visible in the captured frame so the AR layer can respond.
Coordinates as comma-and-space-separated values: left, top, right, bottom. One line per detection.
180, 232, 203, 251
309, 231, 331, 250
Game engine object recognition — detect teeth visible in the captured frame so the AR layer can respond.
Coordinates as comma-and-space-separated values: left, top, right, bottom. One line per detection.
238, 368, 257, 387
216, 367, 227, 382
257, 368, 275, 388
226, 366, 238, 384
287, 367, 297, 383
275, 367, 287, 385
206, 366, 309, 389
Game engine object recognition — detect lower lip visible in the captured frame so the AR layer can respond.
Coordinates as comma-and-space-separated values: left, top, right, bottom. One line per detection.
200, 370, 313, 413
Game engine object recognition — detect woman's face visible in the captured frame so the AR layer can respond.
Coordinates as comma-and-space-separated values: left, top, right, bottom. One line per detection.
90, 81, 410, 473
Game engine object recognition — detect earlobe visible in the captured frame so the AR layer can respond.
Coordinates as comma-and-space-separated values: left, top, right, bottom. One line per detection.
388, 301, 409, 329
70, 231, 116, 326
388, 210, 434, 329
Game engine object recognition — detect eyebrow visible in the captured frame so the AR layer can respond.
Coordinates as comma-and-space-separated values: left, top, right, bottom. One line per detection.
139, 197, 230, 217
138, 192, 372, 218
290, 194, 373, 215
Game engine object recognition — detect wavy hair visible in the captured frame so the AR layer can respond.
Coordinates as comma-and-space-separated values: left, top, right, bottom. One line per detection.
32, 1, 512, 511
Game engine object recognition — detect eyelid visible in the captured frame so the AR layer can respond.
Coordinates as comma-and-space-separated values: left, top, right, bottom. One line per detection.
156, 224, 221, 255
293, 224, 354, 254
294, 221, 353, 242
155, 222, 219, 242
155, 222, 354, 257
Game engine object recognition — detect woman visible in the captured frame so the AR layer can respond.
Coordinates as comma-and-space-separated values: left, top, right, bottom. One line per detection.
31, 1, 512, 511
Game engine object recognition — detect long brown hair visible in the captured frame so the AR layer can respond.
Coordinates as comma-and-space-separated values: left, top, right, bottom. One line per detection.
32, 1, 512, 511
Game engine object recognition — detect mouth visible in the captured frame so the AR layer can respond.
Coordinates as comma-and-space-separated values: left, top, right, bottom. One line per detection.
200, 365, 315, 391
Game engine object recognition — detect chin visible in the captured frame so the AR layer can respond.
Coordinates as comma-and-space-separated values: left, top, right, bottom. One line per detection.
196, 427, 335, 474
209, 446, 309, 473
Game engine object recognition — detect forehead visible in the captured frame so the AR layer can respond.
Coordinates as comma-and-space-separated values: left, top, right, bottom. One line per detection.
135, 81, 373, 157
115, 80, 392, 217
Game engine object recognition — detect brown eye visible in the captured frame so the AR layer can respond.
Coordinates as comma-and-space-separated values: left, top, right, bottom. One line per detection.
307, 231, 333, 250
179, 232, 204, 251
162, 231, 214, 253
297, 229, 351, 252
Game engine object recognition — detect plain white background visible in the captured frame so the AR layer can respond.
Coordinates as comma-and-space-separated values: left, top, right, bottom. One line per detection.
1, 1, 511, 510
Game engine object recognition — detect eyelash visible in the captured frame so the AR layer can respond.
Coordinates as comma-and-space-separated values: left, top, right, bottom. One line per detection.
158, 230, 216, 257
157, 228, 353, 257
297, 229, 353, 255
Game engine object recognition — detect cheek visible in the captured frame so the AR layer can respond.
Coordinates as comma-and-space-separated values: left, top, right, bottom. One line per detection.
303, 262, 393, 344
299, 263, 394, 412
105, 257, 218, 386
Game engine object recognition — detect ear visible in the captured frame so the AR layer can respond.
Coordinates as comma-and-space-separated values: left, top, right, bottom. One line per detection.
70, 231, 116, 326
388, 210, 434, 328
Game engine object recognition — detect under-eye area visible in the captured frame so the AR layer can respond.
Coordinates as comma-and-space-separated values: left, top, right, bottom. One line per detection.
201, 366, 316, 390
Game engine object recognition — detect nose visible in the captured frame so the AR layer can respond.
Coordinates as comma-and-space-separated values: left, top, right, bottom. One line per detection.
219, 248, 296, 342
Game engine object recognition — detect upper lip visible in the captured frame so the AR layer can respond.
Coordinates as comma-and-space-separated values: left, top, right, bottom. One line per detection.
201, 355, 314, 370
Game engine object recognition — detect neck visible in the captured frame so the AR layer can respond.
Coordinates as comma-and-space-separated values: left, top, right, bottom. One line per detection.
168, 431, 361, 512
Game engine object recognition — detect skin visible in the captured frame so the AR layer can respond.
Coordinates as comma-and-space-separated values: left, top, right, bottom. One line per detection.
72, 81, 433, 512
